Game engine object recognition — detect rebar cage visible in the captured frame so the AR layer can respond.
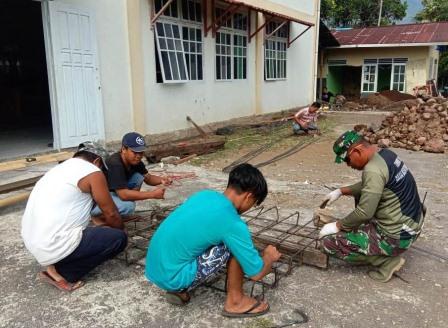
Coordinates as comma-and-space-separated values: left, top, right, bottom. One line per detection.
121, 205, 326, 296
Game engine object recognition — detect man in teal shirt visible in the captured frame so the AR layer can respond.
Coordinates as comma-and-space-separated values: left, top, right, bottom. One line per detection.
145, 164, 281, 317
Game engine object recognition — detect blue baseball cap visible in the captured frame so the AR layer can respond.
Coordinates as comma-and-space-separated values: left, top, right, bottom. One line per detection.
122, 132, 146, 152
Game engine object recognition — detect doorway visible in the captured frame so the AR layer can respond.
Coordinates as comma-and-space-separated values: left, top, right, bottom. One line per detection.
0, 0, 53, 160
327, 65, 362, 99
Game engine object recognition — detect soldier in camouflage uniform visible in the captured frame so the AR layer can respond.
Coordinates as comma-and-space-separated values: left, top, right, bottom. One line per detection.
319, 131, 424, 282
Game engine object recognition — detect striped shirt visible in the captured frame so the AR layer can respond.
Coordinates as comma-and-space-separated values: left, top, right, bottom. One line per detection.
295, 108, 317, 124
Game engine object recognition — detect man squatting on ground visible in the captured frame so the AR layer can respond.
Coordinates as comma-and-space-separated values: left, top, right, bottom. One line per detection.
319, 131, 425, 282
91, 132, 171, 219
292, 101, 321, 135
145, 164, 282, 318
21, 142, 127, 291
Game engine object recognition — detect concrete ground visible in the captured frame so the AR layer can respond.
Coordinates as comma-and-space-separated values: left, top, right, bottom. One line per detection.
1, 112, 447, 328
0, 126, 53, 161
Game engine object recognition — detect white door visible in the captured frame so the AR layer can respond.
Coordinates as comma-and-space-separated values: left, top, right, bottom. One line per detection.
46, 2, 104, 148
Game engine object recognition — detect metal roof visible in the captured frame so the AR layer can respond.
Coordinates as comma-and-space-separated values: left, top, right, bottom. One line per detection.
221, 0, 315, 26
331, 22, 448, 48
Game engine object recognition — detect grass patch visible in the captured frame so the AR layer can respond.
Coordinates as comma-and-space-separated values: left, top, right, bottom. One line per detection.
190, 116, 336, 167
244, 317, 274, 328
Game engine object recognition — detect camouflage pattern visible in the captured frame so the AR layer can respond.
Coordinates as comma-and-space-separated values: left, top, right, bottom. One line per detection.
321, 221, 416, 262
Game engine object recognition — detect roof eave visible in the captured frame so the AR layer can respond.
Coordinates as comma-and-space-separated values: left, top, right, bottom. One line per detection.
325, 42, 448, 49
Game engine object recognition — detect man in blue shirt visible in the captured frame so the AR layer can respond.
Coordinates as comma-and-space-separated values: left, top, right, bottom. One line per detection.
145, 164, 281, 318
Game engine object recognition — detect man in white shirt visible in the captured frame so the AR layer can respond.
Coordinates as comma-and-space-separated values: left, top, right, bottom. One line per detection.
21, 142, 127, 291
292, 102, 321, 135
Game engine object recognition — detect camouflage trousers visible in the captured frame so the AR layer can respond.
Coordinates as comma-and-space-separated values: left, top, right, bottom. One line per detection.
321, 221, 416, 263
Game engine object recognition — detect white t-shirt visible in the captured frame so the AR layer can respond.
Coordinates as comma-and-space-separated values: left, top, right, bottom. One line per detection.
21, 158, 100, 266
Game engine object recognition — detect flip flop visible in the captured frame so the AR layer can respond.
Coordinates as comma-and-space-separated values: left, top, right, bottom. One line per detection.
165, 292, 190, 306
38, 271, 85, 292
222, 300, 270, 318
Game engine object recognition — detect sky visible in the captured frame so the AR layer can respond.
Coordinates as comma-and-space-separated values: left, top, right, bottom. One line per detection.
400, 0, 423, 24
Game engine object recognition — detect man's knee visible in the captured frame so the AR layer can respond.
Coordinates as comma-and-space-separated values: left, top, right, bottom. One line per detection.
127, 173, 144, 190
118, 201, 136, 215
107, 229, 128, 254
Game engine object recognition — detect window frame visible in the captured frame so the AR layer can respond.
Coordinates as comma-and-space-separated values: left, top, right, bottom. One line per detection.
391, 63, 406, 92
264, 21, 288, 81
361, 63, 378, 93
154, 0, 204, 83
214, 6, 248, 82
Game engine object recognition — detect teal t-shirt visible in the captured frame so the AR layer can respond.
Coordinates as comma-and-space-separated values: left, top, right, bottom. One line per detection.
145, 190, 263, 291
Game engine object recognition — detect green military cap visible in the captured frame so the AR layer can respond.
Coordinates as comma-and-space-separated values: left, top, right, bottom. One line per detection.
333, 130, 362, 163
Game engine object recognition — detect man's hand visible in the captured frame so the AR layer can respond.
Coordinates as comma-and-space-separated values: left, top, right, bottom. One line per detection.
263, 245, 282, 263
322, 189, 342, 206
160, 176, 173, 186
150, 188, 165, 199
299, 120, 308, 129
251, 245, 282, 281
319, 222, 340, 238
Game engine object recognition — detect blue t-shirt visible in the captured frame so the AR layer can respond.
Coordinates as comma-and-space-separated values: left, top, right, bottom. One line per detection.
145, 190, 263, 291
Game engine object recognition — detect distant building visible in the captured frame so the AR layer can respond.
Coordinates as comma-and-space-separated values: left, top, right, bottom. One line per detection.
318, 22, 448, 99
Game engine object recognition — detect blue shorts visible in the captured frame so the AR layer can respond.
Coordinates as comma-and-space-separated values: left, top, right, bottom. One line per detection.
187, 244, 231, 291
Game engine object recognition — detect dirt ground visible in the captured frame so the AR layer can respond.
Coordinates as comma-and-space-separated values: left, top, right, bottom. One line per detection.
1, 112, 447, 328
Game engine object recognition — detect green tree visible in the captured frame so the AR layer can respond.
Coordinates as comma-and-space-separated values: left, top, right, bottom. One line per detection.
321, 0, 407, 28
415, 0, 448, 22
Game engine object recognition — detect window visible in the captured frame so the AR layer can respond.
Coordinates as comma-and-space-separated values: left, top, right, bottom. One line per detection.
233, 35, 247, 79
362, 64, 377, 92
154, 0, 203, 83
154, 0, 178, 18
392, 64, 405, 92
264, 22, 288, 80
183, 27, 203, 80
155, 22, 189, 82
216, 32, 232, 80
181, 0, 201, 22
215, 8, 248, 80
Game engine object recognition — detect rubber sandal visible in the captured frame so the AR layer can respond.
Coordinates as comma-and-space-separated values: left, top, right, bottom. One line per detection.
165, 292, 190, 306
38, 271, 85, 292
221, 300, 270, 318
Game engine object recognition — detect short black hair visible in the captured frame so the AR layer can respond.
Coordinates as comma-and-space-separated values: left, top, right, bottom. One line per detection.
227, 163, 268, 205
311, 101, 321, 109
73, 150, 100, 164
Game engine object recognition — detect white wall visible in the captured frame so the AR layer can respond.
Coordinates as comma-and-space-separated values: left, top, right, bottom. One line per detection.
49, 0, 319, 140
140, 0, 318, 134
140, 0, 256, 135
259, 22, 316, 113
259, 0, 318, 114
269, 0, 315, 16
52, 0, 134, 141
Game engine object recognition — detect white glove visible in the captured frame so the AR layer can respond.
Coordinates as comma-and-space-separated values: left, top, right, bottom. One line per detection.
319, 222, 340, 238
323, 189, 342, 206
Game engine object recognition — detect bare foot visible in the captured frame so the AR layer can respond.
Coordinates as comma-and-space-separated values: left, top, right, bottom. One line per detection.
175, 292, 190, 302
46, 265, 65, 282
224, 295, 269, 314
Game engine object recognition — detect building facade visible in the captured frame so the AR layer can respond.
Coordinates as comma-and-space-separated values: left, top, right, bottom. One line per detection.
319, 22, 448, 99
4, 0, 320, 153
